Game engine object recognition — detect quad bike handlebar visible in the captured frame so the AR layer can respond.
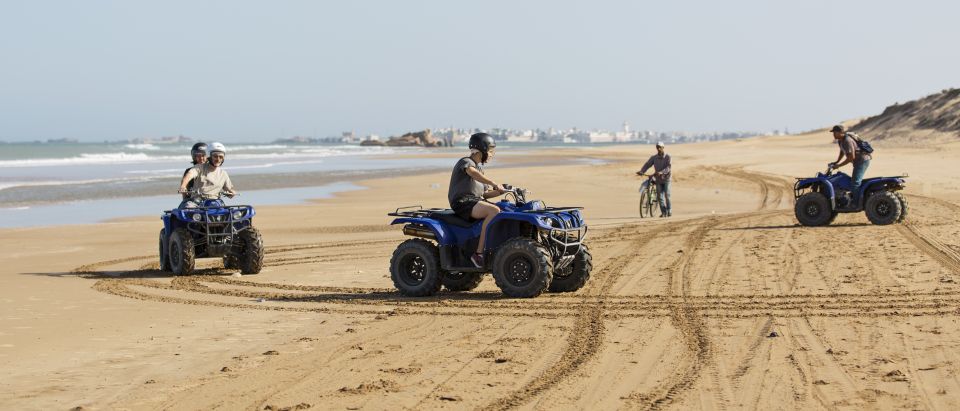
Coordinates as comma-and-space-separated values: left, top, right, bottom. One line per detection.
182, 188, 238, 201
499, 183, 528, 204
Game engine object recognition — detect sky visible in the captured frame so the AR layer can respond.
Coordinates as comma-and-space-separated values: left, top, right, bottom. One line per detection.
1, 0, 958, 142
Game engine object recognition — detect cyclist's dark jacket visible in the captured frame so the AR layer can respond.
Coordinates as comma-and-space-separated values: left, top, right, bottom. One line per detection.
640, 153, 672, 182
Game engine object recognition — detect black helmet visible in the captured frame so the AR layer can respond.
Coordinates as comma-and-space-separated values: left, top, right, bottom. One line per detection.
468, 133, 497, 163
190, 142, 208, 164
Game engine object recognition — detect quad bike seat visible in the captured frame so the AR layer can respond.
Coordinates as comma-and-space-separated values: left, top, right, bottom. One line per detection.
429, 209, 476, 228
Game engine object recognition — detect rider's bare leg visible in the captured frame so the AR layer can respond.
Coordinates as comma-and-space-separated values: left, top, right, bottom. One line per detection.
471, 201, 500, 254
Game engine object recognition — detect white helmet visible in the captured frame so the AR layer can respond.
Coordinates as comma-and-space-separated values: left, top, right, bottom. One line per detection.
655, 141, 665, 148
208, 142, 226, 155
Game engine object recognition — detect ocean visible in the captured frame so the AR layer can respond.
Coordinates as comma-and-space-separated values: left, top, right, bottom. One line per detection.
0, 141, 606, 228
0, 142, 457, 228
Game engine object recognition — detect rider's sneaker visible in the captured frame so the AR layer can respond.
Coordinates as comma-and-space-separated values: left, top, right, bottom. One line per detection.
470, 253, 485, 268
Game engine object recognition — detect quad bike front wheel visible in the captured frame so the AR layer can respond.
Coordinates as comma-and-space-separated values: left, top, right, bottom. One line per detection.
159, 229, 171, 272
549, 244, 592, 293
169, 227, 195, 276
390, 239, 442, 297
238, 227, 264, 274
492, 238, 553, 298
223, 255, 239, 270
795, 192, 833, 227
865, 191, 902, 225
441, 271, 483, 292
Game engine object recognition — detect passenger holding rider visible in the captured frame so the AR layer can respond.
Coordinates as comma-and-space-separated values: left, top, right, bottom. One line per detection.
182, 142, 208, 200
636, 141, 672, 217
178, 142, 236, 208
448, 133, 507, 268
828, 125, 871, 206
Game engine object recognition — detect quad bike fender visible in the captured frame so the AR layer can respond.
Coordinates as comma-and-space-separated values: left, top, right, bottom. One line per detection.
487, 211, 557, 230
794, 177, 836, 210
482, 211, 586, 252
391, 217, 452, 245
862, 177, 906, 193
859, 177, 907, 207
161, 213, 174, 238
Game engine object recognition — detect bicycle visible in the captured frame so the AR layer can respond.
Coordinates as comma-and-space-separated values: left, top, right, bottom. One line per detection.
637, 174, 659, 218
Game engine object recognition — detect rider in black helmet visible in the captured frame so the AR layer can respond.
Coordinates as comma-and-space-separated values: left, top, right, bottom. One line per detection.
182, 142, 208, 200
448, 132, 507, 267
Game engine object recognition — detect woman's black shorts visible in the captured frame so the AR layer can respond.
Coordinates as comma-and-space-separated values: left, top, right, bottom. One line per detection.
450, 195, 481, 220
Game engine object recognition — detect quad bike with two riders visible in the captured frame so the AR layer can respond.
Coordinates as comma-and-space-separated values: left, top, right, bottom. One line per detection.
387, 185, 591, 298
159, 192, 264, 275
793, 165, 908, 226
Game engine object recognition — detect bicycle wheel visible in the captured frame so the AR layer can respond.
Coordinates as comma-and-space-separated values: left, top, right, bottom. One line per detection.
639, 190, 647, 217
640, 185, 657, 218
647, 185, 659, 217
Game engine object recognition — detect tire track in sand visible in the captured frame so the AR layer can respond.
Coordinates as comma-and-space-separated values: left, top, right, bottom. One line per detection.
476, 220, 680, 411
897, 223, 960, 275
83, 252, 960, 321
627, 215, 740, 410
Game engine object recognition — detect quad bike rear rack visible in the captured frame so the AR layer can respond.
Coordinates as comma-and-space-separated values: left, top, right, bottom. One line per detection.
387, 205, 449, 218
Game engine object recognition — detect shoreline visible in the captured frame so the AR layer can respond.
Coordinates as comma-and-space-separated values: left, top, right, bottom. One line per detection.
0, 155, 615, 229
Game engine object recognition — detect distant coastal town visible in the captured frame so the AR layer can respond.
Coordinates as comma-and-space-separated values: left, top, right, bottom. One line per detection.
3, 122, 783, 146
275, 122, 775, 147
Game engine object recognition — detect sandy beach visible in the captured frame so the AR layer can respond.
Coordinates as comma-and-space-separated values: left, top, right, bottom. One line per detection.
3, 131, 960, 410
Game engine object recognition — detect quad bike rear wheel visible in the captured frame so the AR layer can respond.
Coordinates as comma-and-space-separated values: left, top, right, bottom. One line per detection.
893, 192, 908, 223
390, 239, 442, 297
441, 272, 483, 292
795, 192, 833, 227
549, 244, 592, 293
865, 191, 902, 225
238, 227, 264, 274
492, 238, 553, 298
169, 227, 195, 276
158, 229, 171, 272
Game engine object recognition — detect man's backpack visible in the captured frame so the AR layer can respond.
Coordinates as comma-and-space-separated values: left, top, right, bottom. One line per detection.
849, 133, 874, 154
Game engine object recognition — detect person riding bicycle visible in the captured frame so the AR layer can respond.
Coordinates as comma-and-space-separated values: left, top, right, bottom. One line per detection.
828, 125, 871, 206
636, 142, 672, 217
178, 142, 236, 208
181, 142, 208, 200
448, 132, 507, 267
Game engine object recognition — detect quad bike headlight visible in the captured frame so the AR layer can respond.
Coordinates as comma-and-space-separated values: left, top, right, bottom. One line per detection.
232, 210, 243, 220
191, 213, 203, 222
538, 216, 560, 228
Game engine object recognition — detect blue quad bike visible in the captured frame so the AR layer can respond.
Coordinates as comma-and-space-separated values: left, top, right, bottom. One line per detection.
793, 166, 908, 227
387, 186, 591, 298
159, 196, 264, 275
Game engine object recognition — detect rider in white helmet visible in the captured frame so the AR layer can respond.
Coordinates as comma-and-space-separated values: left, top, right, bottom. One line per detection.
178, 142, 236, 208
